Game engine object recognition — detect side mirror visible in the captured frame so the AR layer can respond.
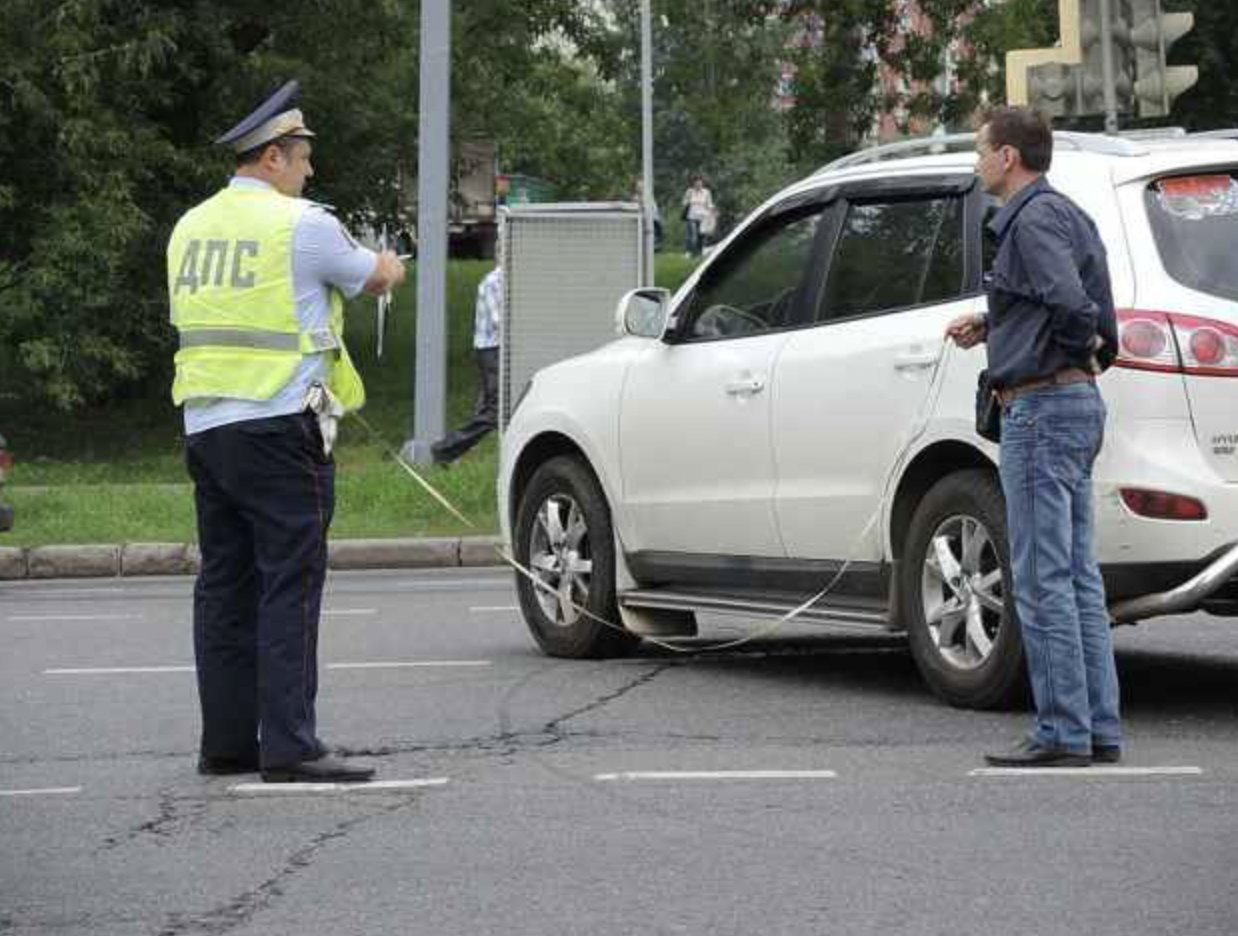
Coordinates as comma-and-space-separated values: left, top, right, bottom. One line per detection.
615, 287, 672, 339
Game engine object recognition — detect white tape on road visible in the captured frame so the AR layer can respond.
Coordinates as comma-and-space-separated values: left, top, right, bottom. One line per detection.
595, 770, 839, 782
970, 766, 1203, 778
0, 787, 82, 797
229, 778, 449, 795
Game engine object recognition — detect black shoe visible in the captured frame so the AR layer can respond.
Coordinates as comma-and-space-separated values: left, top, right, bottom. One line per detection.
1092, 744, 1122, 764
261, 753, 375, 783
197, 754, 260, 776
984, 739, 1092, 768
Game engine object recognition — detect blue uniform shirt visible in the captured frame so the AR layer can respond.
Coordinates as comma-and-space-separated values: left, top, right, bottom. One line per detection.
184, 177, 378, 435
984, 176, 1119, 390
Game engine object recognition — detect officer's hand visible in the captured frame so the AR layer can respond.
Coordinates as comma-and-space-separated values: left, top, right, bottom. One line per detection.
946, 313, 986, 349
364, 250, 407, 296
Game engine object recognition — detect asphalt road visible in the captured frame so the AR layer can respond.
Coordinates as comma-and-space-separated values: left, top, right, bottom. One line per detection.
2, 568, 1237, 936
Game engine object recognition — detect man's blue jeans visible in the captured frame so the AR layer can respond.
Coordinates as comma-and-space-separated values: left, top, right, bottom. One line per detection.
999, 382, 1122, 753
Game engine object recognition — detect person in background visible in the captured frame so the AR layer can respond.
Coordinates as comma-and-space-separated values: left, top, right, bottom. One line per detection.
167, 80, 405, 784
431, 261, 503, 464
681, 174, 714, 256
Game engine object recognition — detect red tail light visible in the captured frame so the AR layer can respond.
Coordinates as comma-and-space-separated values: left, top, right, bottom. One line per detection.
1120, 488, 1208, 521
1115, 310, 1238, 377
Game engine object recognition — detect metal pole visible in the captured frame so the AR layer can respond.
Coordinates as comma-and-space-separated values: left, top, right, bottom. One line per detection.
405, 0, 451, 465
1099, 0, 1120, 134
640, 0, 655, 287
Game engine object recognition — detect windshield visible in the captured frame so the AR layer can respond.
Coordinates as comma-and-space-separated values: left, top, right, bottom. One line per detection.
1145, 171, 1238, 301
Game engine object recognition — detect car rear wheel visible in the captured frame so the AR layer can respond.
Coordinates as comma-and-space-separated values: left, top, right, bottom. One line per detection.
900, 469, 1027, 710
513, 456, 638, 658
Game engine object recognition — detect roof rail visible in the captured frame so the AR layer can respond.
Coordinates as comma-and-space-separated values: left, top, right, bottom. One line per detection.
815, 129, 1156, 176
814, 133, 977, 175
1189, 128, 1238, 141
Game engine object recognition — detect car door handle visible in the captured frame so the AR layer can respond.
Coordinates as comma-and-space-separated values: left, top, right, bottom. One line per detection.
893, 351, 940, 371
725, 376, 766, 396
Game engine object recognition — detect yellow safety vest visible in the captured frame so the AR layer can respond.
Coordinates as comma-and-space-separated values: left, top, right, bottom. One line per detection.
167, 186, 365, 411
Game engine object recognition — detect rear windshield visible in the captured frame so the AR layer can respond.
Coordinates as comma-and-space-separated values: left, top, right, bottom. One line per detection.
1145, 171, 1238, 300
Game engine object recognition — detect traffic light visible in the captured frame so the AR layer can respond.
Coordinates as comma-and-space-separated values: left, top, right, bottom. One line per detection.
1128, 0, 1198, 117
1007, 0, 1197, 121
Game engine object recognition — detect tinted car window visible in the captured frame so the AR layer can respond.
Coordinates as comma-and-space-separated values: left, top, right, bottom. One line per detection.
819, 194, 965, 321
684, 208, 824, 340
1145, 171, 1238, 301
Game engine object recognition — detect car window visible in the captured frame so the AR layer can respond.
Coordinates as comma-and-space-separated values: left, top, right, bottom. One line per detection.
683, 208, 824, 340
1145, 171, 1238, 301
818, 194, 965, 321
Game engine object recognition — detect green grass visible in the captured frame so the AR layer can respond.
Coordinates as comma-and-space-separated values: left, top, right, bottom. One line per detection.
0, 255, 699, 547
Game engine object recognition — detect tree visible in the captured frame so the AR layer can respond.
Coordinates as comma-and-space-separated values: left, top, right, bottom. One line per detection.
0, 0, 413, 411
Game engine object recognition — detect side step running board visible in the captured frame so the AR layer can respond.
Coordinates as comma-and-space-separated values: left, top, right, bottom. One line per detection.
619, 589, 893, 629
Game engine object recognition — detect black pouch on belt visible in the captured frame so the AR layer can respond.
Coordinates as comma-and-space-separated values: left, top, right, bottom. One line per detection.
975, 369, 1001, 444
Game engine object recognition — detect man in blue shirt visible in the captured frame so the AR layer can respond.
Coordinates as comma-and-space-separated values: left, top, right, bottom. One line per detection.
946, 107, 1123, 768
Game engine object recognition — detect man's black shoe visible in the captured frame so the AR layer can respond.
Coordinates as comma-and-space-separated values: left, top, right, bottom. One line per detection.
1093, 744, 1122, 764
261, 753, 375, 783
197, 754, 260, 776
984, 739, 1091, 768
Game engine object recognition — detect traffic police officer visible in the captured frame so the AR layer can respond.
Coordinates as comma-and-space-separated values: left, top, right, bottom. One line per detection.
167, 81, 406, 782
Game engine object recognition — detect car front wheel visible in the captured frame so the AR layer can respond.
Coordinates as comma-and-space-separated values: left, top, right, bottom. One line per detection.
513, 456, 638, 659
900, 469, 1026, 710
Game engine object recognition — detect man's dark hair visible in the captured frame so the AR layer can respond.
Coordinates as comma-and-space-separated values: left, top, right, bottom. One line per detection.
235, 135, 302, 168
984, 106, 1053, 173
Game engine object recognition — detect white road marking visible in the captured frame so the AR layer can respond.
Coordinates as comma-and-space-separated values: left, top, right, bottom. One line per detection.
970, 766, 1203, 778
229, 778, 449, 795
595, 770, 838, 782
44, 665, 194, 675
8, 614, 143, 623
322, 609, 378, 617
469, 605, 519, 613
0, 787, 82, 798
326, 661, 492, 670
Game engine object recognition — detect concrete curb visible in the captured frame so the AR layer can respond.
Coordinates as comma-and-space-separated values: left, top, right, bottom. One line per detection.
0, 536, 506, 580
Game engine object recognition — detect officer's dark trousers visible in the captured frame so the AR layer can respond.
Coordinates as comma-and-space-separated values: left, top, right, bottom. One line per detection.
431, 347, 499, 463
185, 413, 333, 769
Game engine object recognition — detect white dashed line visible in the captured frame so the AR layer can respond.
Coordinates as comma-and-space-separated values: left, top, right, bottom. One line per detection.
321, 609, 378, 617
469, 605, 519, 613
0, 787, 82, 798
326, 661, 492, 670
595, 770, 838, 782
970, 766, 1203, 778
44, 665, 194, 675
8, 614, 143, 623
229, 778, 449, 795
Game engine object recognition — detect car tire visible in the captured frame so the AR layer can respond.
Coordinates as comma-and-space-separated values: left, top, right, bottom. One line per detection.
900, 469, 1027, 710
513, 456, 638, 659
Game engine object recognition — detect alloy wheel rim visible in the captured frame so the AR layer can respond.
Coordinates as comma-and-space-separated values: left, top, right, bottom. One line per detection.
528, 492, 593, 626
920, 514, 1006, 670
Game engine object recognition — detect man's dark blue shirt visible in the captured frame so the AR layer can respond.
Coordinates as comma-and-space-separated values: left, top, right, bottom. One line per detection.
985, 176, 1118, 390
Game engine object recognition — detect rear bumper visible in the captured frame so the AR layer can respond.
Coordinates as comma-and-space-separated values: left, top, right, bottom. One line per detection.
1108, 542, 1238, 622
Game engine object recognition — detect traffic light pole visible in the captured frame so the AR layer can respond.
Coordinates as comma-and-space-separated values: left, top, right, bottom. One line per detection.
1099, 0, 1119, 133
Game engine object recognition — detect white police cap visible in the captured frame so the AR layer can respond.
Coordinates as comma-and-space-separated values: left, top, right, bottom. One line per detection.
215, 79, 315, 154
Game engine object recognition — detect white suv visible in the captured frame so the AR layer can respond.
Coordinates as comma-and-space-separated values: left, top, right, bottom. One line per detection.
498, 130, 1238, 709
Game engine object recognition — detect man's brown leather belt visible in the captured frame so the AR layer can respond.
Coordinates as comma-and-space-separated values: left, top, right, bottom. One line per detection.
996, 367, 1094, 407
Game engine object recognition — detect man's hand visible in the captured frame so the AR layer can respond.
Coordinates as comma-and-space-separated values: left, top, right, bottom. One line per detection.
945, 313, 987, 349
364, 250, 407, 296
